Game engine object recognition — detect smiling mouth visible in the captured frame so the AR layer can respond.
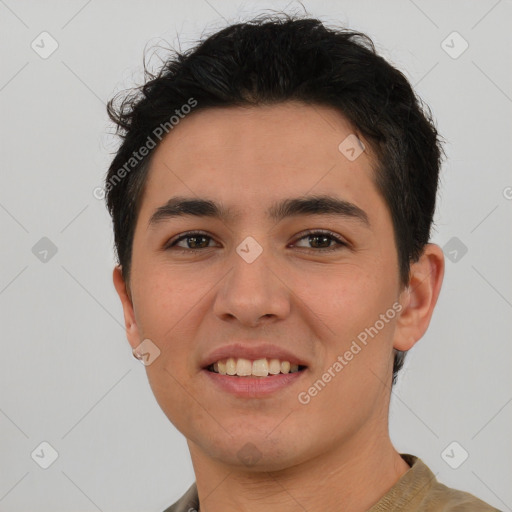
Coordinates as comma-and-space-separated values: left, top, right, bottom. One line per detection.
206, 357, 307, 377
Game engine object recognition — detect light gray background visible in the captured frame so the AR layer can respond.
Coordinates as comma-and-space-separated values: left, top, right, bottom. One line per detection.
1, 0, 511, 511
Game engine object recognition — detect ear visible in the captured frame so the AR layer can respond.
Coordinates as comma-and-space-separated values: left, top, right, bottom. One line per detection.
113, 265, 141, 351
393, 243, 445, 351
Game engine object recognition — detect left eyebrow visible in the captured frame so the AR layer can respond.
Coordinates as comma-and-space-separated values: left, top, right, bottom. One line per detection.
147, 194, 370, 229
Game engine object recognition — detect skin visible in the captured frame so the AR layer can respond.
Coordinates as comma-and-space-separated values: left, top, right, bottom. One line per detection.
113, 102, 444, 512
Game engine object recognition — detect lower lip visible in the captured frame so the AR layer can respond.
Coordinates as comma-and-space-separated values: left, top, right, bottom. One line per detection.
202, 368, 306, 398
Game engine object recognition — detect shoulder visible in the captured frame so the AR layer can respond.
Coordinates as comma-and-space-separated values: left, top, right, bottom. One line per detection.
369, 454, 501, 511
420, 474, 502, 511
161, 482, 199, 512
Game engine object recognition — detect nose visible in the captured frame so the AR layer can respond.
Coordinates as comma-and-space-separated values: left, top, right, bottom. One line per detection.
212, 240, 291, 327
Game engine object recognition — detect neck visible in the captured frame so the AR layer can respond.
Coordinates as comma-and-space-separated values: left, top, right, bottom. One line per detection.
187, 428, 410, 512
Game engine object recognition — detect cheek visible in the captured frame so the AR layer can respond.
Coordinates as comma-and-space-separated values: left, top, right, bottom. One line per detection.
130, 265, 204, 374
136, 269, 208, 434
295, 263, 383, 336
134, 260, 197, 321
297, 261, 398, 383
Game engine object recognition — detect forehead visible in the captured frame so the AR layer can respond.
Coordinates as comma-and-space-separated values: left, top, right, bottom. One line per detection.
138, 102, 385, 224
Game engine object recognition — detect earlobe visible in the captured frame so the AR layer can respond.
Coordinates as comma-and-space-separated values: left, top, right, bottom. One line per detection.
112, 266, 140, 350
393, 244, 445, 351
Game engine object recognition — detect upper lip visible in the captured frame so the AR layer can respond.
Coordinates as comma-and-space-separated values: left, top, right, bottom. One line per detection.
200, 342, 309, 369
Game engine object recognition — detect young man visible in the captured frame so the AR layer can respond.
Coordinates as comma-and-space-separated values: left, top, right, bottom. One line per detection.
106, 14, 499, 512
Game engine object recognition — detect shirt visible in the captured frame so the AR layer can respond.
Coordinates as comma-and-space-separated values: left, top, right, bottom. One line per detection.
162, 453, 501, 511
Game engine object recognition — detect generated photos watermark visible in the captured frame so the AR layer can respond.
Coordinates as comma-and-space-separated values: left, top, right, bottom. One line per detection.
297, 301, 403, 405
93, 97, 198, 200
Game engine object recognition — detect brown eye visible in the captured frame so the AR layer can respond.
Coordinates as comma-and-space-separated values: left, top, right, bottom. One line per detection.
166, 231, 216, 251
293, 230, 347, 252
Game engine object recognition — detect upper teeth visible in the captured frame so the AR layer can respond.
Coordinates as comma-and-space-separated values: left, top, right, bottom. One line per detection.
210, 358, 301, 377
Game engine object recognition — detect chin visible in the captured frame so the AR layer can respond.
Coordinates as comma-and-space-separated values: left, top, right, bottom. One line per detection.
192, 429, 308, 472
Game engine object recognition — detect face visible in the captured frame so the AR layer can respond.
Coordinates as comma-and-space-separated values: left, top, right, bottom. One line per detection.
115, 102, 421, 471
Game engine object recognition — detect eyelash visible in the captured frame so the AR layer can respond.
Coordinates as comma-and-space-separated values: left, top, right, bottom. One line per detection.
165, 229, 348, 254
